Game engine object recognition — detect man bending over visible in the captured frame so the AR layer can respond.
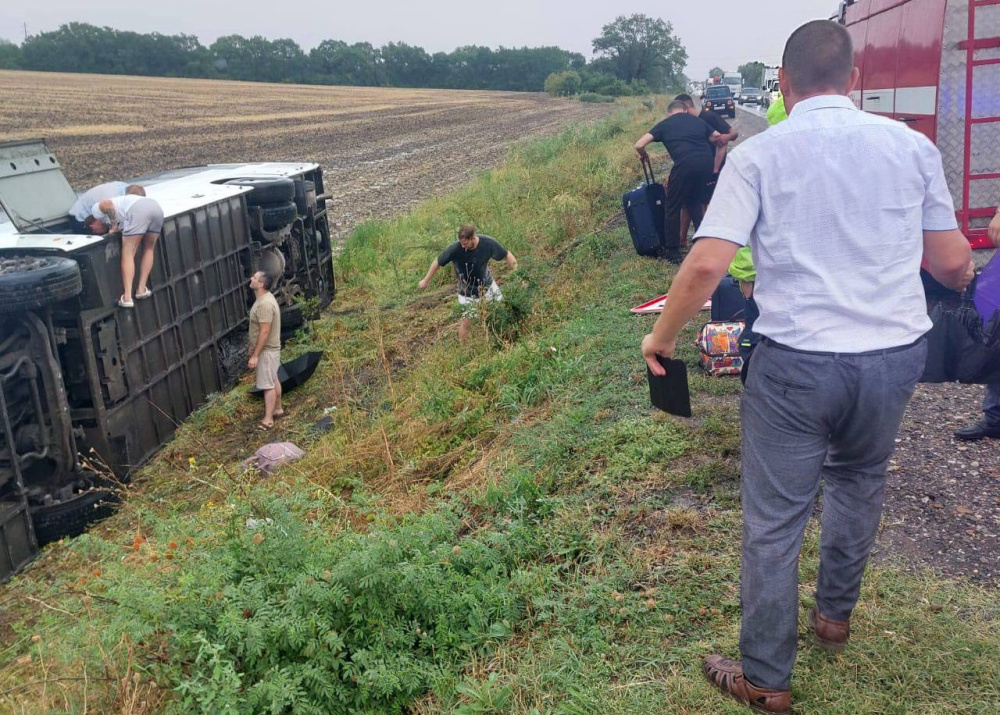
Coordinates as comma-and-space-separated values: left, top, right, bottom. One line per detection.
418, 225, 518, 342
91, 193, 164, 308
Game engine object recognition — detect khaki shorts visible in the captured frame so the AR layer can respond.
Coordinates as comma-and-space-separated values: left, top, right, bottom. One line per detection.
255, 348, 281, 390
457, 282, 503, 320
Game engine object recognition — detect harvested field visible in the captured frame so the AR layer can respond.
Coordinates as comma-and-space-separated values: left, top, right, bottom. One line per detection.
0, 70, 616, 236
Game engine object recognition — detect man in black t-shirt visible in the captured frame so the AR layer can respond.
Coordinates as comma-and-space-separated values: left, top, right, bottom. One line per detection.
635, 100, 721, 263
418, 224, 519, 342
678, 93, 740, 200
676, 93, 740, 239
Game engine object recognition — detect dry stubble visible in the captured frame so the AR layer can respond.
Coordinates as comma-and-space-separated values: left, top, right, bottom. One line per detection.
0, 70, 616, 236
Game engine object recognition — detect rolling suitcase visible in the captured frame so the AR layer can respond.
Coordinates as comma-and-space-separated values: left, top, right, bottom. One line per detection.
623, 156, 667, 257
711, 275, 747, 321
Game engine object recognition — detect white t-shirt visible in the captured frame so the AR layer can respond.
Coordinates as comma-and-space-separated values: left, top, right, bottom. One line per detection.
69, 181, 128, 222
91, 193, 145, 225
694, 95, 958, 353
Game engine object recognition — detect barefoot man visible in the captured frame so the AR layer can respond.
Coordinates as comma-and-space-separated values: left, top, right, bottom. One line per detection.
248, 270, 284, 430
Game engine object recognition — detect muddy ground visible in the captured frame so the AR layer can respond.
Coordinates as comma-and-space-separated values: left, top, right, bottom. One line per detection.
0, 70, 616, 237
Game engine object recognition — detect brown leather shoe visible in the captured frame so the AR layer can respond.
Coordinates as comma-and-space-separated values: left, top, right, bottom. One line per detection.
703, 655, 792, 714
809, 607, 849, 652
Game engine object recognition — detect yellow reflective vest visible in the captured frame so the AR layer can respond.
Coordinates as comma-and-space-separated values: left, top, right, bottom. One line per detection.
766, 94, 788, 126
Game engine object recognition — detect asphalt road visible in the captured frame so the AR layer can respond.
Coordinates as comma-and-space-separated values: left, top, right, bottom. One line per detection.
736, 103, 769, 120
733, 105, 769, 137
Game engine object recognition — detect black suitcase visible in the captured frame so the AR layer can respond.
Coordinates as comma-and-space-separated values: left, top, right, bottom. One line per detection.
711, 275, 747, 321
623, 157, 667, 257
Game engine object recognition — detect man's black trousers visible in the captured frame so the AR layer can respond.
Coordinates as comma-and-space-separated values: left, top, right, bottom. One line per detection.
664, 159, 714, 254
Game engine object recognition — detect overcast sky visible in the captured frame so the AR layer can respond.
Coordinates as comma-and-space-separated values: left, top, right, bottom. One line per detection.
1, 0, 838, 79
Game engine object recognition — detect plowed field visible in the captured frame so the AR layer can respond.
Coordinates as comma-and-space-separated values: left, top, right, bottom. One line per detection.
0, 70, 616, 235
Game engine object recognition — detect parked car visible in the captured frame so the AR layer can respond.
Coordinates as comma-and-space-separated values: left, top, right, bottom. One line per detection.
738, 87, 764, 106
0, 139, 336, 581
703, 85, 736, 118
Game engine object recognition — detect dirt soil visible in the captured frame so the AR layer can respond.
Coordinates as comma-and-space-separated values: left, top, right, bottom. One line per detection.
0, 70, 616, 237
732, 108, 999, 586
880, 383, 999, 585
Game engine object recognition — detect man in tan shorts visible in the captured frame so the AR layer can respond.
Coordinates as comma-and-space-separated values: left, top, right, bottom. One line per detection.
248, 270, 283, 429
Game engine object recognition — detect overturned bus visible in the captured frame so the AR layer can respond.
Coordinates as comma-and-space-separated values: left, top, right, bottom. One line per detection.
0, 140, 336, 580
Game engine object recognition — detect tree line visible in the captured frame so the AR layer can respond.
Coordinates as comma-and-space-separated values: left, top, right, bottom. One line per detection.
0, 15, 687, 94
545, 16, 687, 99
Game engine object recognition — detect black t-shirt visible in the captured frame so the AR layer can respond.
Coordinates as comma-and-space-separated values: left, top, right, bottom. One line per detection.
649, 114, 715, 167
438, 235, 509, 297
700, 109, 731, 136
700, 109, 731, 173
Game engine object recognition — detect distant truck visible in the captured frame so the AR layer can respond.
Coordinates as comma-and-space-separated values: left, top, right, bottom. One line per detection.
722, 72, 744, 98
0, 140, 336, 581
761, 66, 780, 108
836, 0, 999, 250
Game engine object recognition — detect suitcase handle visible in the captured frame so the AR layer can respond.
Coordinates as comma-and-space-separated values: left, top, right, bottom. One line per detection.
641, 155, 657, 185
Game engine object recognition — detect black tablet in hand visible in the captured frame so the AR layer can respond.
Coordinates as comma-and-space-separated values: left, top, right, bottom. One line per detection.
647, 357, 692, 418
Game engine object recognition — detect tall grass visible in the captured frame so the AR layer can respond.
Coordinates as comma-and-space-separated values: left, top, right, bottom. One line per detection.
1, 99, 997, 714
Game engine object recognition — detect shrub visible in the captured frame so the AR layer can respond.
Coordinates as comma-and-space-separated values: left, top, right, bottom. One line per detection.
597, 78, 633, 97
580, 72, 632, 97
544, 70, 581, 97
484, 267, 538, 345
579, 93, 615, 104
629, 79, 651, 96
114, 497, 535, 713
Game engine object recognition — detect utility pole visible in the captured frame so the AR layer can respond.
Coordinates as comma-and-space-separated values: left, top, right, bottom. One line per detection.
23, 22, 28, 41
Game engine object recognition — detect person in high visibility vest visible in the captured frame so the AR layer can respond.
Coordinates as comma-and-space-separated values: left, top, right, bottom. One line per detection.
766, 92, 788, 125
730, 93, 787, 366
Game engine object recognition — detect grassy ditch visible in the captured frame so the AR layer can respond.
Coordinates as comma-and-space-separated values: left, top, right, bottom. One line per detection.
1, 103, 998, 714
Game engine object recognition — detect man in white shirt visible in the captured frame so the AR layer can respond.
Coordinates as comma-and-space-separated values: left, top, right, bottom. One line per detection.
69, 182, 144, 233
91, 194, 165, 308
641, 20, 973, 714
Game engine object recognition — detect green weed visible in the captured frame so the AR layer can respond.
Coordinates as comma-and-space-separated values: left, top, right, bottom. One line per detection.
2, 102, 997, 715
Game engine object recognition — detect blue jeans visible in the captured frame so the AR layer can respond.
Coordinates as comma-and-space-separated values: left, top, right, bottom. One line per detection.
985, 383, 1000, 426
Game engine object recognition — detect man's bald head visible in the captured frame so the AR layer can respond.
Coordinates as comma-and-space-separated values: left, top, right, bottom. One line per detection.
782, 20, 855, 96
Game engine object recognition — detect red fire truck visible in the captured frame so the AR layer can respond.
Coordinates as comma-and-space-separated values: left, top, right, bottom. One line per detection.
836, 0, 1000, 249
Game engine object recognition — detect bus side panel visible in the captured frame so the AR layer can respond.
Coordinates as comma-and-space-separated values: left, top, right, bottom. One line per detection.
76, 196, 254, 476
